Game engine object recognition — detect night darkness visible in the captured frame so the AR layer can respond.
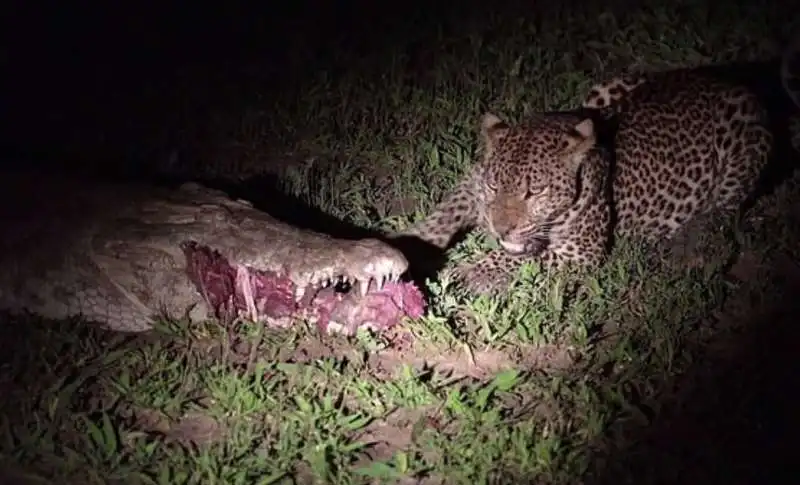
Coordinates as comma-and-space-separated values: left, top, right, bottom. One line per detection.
2, 0, 800, 484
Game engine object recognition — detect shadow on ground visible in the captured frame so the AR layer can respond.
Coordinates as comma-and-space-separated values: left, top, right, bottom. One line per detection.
581, 248, 800, 485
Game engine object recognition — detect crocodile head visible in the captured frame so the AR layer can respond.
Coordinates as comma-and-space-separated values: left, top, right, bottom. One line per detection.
0, 173, 426, 336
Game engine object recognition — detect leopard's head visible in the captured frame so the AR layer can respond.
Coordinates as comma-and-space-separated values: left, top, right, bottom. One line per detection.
478, 111, 598, 255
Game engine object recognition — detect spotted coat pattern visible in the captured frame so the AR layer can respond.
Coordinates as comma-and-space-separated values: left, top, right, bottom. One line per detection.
583, 68, 773, 239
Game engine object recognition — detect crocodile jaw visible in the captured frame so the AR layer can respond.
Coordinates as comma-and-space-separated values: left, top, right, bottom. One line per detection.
285, 238, 409, 302
210, 237, 409, 305
181, 241, 423, 333
176, 188, 410, 302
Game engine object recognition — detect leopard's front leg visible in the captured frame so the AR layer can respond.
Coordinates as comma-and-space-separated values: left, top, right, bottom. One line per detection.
448, 249, 534, 296
450, 242, 584, 296
396, 168, 485, 249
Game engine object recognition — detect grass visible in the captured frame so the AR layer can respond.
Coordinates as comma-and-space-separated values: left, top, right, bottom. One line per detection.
3, 0, 800, 483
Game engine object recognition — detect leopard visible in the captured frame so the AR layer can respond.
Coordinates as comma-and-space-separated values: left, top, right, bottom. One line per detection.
397, 44, 800, 296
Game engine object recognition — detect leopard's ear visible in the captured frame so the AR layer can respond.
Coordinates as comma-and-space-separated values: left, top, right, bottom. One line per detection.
480, 112, 510, 152
572, 118, 595, 140
561, 118, 597, 172
564, 118, 596, 156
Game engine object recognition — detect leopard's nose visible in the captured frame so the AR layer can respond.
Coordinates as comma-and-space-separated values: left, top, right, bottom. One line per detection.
490, 216, 514, 239
495, 226, 512, 239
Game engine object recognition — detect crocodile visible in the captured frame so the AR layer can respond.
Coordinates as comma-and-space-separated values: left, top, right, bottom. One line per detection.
0, 169, 425, 335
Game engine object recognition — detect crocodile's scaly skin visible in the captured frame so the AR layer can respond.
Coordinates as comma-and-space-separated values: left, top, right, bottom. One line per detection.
0, 170, 411, 332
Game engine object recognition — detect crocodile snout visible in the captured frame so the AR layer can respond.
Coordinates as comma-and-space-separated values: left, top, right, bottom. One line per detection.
344, 238, 408, 296
284, 237, 408, 302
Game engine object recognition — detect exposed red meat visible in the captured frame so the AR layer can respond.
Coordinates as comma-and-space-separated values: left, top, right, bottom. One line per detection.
311, 280, 426, 335
180, 241, 425, 334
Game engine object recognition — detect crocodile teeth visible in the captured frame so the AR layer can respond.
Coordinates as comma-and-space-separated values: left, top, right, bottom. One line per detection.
310, 273, 327, 288
294, 286, 306, 303
358, 279, 370, 297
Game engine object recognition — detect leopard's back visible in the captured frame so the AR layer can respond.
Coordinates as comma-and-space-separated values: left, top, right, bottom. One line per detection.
584, 69, 774, 242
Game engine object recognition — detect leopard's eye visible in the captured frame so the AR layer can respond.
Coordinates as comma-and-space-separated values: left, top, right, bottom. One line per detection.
525, 186, 548, 199
485, 180, 498, 191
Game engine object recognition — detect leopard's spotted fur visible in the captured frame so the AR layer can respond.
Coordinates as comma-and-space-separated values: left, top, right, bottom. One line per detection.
581, 68, 773, 239
400, 47, 800, 295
